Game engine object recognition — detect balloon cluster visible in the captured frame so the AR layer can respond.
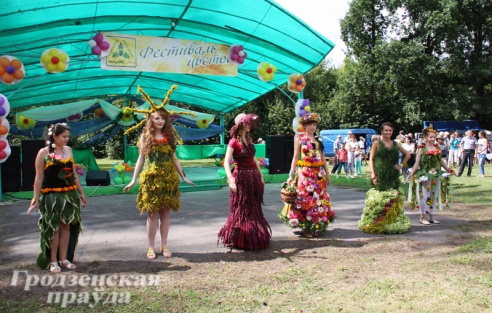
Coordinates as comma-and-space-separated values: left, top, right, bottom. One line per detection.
88, 33, 111, 57
40, 49, 69, 73
111, 161, 134, 185
292, 99, 312, 133
74, 164, 85, 176
257, 62, 277, 82
288, 73, 307, 93
228, 45, 247, 66
94, 108, 107, 119
67, 112, 83, 122
0, 94, 10, 163
16, 114, 36, 130
257, 157, 269, 167
0, 56, 25, 85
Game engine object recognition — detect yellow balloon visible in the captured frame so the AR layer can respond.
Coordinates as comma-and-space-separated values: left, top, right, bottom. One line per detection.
41, 54, 52, 64
46, 63, 56, 73
49, 49, 58, 56
304, 106, 310, 111
56, 63, 67, 72
58, 53, 68, 62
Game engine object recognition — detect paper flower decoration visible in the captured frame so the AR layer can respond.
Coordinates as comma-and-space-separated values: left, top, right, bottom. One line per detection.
94, 108, 107, 119
88, 33, 111, 58
40, 49, 70, 73
0, 94, 10, 118
0, 56, 25, 85
257, 62, 277, 82
66, 112, 83, 122
196, 117, 214, 129
228, 45, 248, 66
16, 115, 36, 129
288, 73, 307, 93
0, 117, 10, 136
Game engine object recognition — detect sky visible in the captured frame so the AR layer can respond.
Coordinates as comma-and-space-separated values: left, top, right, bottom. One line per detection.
274, 0, 350, 67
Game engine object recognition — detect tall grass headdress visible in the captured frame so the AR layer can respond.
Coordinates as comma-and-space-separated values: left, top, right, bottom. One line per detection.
123, 84, 195, 145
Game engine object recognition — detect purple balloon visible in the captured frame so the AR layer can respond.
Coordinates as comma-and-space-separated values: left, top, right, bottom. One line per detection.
296, 79, 303, 85
0, 96, 4, 106
99, 41, 110, 50
0, 107, 5, 116
232, 46, 239, 54
303, 99, 310, 106
237, 57, 244, 64
94, 33, 104, 44
92, 46, 102, 55
6, 65, 15, 74
231, 54, 238, 61
299, 109, 306, 116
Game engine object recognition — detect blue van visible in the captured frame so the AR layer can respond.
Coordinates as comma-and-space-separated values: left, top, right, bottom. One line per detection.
320, 128, 379, 157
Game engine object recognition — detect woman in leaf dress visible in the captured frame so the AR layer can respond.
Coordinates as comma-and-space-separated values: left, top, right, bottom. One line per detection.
408, 127, 457, 225
358, 122, 411, 234
124, 108, 194, 259
280, 112, 335, 237
27, 123, 86, 273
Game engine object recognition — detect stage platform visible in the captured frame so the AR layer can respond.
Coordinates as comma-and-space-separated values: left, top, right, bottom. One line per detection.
3, 167, 288, 200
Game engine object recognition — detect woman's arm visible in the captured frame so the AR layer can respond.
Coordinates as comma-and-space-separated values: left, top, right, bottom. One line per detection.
123, 139, 145, 192
173, 152, 195, 186
409, 148, 422, 177
66, 147, 86, 207
224, 145, 236, 192
27, 148, 47, 215
369, 140, 379, 181
287, 137, 301, 183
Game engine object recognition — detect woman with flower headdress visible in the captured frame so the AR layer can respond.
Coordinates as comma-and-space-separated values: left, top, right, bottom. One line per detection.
124, 85, 195, 260
408, 127, 457, 225
280, 112, 335, 237
27, 123, 86, 273
218, 113, 271, 250
358, 122, 411, 234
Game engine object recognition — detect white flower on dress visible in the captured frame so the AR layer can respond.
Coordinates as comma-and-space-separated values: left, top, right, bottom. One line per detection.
307, 185, 314, 192
419, 176, 429, 182
306, 215, 312, 221
318, 206, 324, 213
289, 219, 299, 227
442, 173, 451, 178
316, 199, 322, 206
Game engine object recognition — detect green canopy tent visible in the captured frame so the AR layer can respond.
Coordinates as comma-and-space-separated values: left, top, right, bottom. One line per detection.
0, 0, 335, 197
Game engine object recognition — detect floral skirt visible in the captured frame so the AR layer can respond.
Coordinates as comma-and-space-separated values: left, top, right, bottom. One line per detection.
358, 188, 410, 234
279, 165, 335, 236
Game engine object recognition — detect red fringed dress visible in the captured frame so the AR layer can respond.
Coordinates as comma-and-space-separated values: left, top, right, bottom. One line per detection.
218, 138, 271, 250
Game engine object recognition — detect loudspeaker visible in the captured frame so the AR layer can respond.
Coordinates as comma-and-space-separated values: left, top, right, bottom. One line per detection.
1, 146, 21, 192
86, 171, 110, 186
21, 140, 45, 191
266, 135, 294, 174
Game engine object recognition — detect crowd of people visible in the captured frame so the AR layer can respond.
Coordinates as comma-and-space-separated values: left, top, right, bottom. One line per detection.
25, 102, 489, 272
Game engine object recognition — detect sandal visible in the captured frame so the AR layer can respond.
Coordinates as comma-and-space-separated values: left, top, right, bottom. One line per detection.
429, 219, 440, 224
160, 246, 172, 258
420, 218, 431, 225
146, 247, 156, 260
50, 262, 61, 273
59, 259, 77, 270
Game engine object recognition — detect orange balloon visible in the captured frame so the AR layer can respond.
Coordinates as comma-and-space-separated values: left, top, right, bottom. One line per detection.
295, 85, 304, 92
0, 57, 10, 68
125, 168, 132, 172
0, 67, 5, 75
13, 70, 24, 79
301, 80, 307, 87
11, 59, 22, 69
2, 73, 14, 84
289, 75, 297, 83
0, 126, 7, 135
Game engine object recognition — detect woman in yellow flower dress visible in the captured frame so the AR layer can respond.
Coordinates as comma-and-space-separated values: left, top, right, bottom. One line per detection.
408, 127, 457, 225
280, 113, 335, 237
27, 123, 86, 273
124, 108, 194, 259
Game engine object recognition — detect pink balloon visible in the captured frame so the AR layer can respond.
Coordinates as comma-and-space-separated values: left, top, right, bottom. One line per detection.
232, 46, 239, 54
231, 54, 238, 61
0, 151, 6, 159
0, 141, 6, 150
92, 46, 102, 55
99, 41, 110, 50
237, 57, 244, 64
238, 45, 244, 51
94, 33, 104, 44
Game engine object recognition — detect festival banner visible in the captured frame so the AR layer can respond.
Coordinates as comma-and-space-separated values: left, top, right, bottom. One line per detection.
100, 33, 237, 76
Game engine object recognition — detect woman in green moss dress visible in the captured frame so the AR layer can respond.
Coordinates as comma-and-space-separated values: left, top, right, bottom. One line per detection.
358, 122, 411, 234
27, 123, 86, 273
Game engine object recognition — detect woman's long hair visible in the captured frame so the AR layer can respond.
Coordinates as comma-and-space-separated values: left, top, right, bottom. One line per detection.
140, 109, 175, 154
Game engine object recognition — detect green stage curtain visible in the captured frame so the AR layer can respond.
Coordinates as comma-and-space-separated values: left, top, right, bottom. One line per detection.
73, 149, 100, 171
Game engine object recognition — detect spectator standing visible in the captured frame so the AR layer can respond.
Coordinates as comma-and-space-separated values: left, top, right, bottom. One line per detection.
477, 131, 487, 178
458, 130, 477, 177
331, 135, 343, 174
345, 134, 358, 178
358, 136, 367, 165
437, 134, 449, 166
448, 133, 460, 168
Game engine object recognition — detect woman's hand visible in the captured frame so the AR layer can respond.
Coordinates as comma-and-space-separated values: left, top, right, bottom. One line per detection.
371, 173, 378, 185
228, 177, 237, 193
183, 177, 195, 186
80, 194, 87, 208
27, 199, 38, 215
394, 164, 403, 171
123, 180, 135, 192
